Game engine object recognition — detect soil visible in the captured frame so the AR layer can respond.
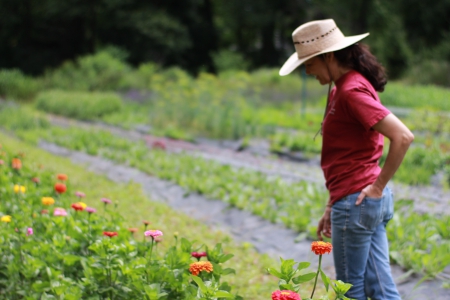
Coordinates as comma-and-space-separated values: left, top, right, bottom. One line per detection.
42, 116, 450, 299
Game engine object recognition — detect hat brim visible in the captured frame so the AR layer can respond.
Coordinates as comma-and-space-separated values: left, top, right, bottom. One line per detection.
279, 33, 369, 76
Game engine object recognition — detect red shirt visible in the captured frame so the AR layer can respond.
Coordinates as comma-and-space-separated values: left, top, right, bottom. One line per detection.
321, 70, 390, 204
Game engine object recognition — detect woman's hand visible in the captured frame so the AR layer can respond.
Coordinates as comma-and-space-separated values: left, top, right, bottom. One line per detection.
317, 206, 332, 240
355, 184, 383, 205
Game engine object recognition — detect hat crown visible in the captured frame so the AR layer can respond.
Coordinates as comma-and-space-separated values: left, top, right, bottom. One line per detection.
292, 19, 345, 59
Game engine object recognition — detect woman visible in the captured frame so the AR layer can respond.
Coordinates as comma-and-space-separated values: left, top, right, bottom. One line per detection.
279, 19, 414, 300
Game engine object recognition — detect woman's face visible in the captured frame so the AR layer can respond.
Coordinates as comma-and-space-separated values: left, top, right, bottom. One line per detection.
304, 56, 331, 85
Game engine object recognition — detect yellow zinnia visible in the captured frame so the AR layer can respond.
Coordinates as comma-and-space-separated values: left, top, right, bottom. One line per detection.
78, 202, 87, 209
42, 197, 55, 206
1, 215, 11, 223
14, 185, 26, 194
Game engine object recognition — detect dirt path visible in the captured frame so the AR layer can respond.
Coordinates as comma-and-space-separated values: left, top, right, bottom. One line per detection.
38, 137, 449, 299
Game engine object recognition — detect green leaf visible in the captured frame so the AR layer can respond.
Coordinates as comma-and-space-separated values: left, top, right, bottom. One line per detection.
63, 254, 80, 266
215, 290, 234, 298
279, 283, 296, 291
296, 262, 311, 271
221, 268, 236, 275
267, 267, 284, 280
292, 272, 316, 284
190, 275, 208, 293
320, 269, 330, 292
219, 253, 234, 263
280, 259, 296, 277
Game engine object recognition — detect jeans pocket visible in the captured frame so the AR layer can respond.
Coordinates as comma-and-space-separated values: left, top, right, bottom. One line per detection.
359, 195, 384, 230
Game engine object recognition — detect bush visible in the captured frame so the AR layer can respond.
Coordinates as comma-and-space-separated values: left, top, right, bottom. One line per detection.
404, 59, 450, 87
0, 69, 40, 101
35, 90, 122, 120
43, 51, 131, 91
212, 49, 250, 72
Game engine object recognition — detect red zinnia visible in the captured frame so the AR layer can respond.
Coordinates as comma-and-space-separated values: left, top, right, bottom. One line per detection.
31, 177, 40, 183
103, 231, 118, 238
54, 183, 67, 194
71, 203, 84, 211
311, 241, 333, 255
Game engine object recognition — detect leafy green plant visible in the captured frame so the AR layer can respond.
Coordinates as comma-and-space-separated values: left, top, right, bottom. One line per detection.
267, 242, 353, 300
0, 69, 41, 101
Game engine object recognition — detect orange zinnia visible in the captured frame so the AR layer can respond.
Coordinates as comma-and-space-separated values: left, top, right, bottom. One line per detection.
189, 261, 213, 276
54, 183, 67, 194
311, 241, 333, 255
12, 158, 22, 170
57, 174, 68, 181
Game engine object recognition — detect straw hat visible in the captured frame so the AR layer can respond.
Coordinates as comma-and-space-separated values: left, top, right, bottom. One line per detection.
279, 19, 369, 76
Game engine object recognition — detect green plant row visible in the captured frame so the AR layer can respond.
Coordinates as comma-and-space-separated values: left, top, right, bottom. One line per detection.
380, 82, 450, 111
2, 106, 449, 280
35, 90, 123, 121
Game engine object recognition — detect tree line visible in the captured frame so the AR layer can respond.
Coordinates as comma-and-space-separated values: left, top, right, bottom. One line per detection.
1, 0, 449, 80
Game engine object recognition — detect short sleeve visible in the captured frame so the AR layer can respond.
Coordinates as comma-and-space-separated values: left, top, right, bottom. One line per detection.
344, 87, 391, 131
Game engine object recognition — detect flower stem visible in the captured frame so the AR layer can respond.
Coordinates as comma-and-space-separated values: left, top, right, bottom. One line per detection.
311, 255, 322, 299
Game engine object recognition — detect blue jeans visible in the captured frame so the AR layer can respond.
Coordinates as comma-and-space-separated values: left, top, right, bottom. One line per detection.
331, 186, 401, 300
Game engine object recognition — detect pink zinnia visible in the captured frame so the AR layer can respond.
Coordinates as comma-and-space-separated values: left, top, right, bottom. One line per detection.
75, 191, 86, 198
86, 207, 96, 214
101, 198, 112, 204
271, 290, 301, 300
54, 208, 67, 216
144, 230, 163, 238
27, 228, 33, 236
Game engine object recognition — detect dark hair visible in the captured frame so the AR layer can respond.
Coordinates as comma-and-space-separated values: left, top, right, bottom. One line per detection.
333, 43, 387, 92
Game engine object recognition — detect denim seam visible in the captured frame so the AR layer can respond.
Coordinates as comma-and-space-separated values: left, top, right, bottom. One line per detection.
343, 199, 349, 283
369, 249, 387, 299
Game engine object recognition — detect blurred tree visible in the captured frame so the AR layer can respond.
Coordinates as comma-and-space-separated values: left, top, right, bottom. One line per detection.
0, 0, 449, 78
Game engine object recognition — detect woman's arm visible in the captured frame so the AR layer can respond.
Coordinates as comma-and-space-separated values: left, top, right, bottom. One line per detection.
355, 113, 414, 205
